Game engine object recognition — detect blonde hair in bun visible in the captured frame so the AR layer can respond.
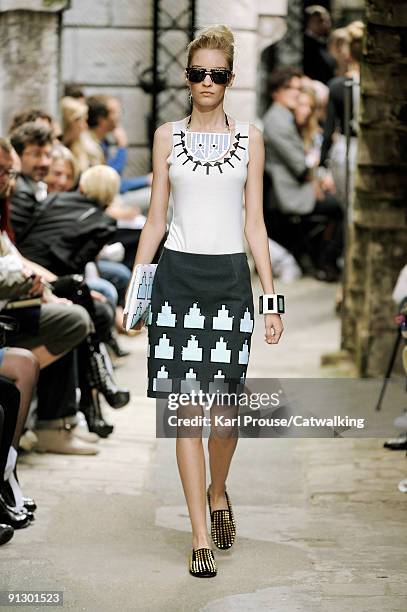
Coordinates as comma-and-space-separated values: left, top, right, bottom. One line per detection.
186, 25, 235, 70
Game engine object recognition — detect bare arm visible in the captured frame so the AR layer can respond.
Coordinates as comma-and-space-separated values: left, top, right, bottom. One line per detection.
244, 124, 283, 344
131, 123, 172, 267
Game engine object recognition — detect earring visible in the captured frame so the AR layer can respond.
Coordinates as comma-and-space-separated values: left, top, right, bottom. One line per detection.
188, 90, 193, 104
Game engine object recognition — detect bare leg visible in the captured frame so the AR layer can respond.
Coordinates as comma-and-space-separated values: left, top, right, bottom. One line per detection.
0, 344, 69, 445
0, 348, 39, 447
115, 306, 124, 331
31, 345, 68, 369
207, 403, 239, 510
175, 401, 211, 550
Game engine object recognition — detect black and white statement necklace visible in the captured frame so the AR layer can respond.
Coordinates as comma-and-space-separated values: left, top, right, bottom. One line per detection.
185, 113, 231, 162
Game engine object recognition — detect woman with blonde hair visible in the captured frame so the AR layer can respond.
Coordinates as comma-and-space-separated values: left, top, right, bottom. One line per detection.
295, 86, 322, 161
128, 24, 284, 577
61, 97, 103, 174
61, 97, 88, 147
45, 144, 77, 192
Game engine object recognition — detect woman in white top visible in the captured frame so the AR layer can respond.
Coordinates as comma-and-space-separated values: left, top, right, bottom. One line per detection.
131, 25, 283, 577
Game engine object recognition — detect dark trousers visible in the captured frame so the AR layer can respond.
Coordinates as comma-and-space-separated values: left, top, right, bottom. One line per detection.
36, 352, 77, 421
36, 299, 115, 420
0, 377, 19, 479
263, 181, 343, 271
313, 193, 343, 268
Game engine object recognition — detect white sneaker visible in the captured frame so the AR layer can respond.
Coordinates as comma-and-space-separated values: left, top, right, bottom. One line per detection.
34, 429, 100, 455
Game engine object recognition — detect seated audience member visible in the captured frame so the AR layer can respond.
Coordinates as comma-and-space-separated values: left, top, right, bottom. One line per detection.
60, 96, 102, 174
295, 86, 323, 167
61, 96, 88, 150
86, 94, 152, 194
263, 68, 313, 215
45, 144, 77, 192
263, 68, 343, 280
12, 166, 118, 276
300, 77, 329, 125
9, 124, 116, 274
0, 137, 97, 455
10, 122, 53, 204
303, 5, 336, 84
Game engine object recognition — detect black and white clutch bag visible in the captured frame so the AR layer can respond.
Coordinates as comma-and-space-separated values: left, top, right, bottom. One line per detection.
123, 263, 157, 331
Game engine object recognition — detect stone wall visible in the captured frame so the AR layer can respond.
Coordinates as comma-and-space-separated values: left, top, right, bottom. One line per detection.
0, 1, 68, 135
342, 0, 407, 376
62, 0, 287, 176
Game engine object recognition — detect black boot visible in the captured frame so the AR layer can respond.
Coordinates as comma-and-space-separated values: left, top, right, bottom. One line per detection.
81, 391, 114, 439
106, 334, 130, 358
87, 346, 130, 409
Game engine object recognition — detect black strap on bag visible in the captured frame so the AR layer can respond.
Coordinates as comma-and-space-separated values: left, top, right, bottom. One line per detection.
51, 274, 96, 319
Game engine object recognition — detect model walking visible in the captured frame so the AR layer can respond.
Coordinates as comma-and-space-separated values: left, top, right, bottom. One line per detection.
130, 25, 283, 577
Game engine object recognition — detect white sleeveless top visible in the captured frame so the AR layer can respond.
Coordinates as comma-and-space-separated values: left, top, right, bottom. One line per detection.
164, 118, 250, 254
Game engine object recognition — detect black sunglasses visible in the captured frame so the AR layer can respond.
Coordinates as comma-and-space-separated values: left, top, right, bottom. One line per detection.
186, 67, 232, 85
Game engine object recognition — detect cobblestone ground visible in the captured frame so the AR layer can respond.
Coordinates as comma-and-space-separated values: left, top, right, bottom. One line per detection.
1, 277, 406, 612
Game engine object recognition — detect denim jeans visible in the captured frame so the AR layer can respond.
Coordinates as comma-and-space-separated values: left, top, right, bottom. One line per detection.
97, 260, 131, 306
87, 277, 118, 311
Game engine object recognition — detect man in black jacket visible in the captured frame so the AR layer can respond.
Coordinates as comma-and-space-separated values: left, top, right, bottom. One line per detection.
10, 122, 117, 272
11, 178, 117, 275
303, 5, 336, 85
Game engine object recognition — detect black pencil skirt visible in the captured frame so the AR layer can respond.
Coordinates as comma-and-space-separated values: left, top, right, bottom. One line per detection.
146, 247, 254, 399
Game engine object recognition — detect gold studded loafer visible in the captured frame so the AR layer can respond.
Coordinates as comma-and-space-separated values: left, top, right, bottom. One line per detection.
207, 486, 236, 550
189, 547, 217, 577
